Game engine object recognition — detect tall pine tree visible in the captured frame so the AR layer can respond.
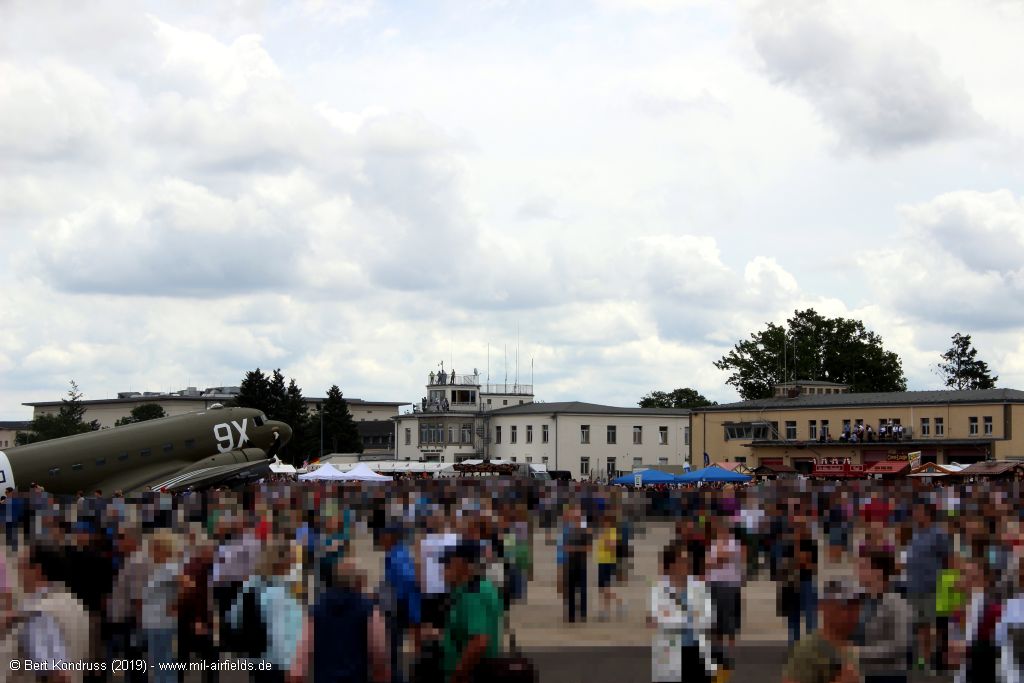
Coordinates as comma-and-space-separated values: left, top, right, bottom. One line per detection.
321, 385, 363, 455
233, 369, 273, 414
16, 380, 97, 445
279, 379, 314, 466
938, 333, 998, 390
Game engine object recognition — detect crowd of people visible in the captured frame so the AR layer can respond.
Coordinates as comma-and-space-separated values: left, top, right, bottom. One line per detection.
1, 476, 1023, 682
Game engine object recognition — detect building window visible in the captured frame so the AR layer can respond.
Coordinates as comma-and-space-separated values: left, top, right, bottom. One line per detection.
920, 418, 930, 436
607, 425, 617, 445
461, 424, 473, 443
683, 426, 689, 446
503, 400, 508, 405
580, 456, 590, 476
511, 456, 517, 463
496, 426, 502, 444
969, 416, 979, 435
487, 399, 492, 405
785, 421, 797, 440
633, 426, 642, 445
607, 457, 617, 478
658, 457, 669, 465
821, 420, 830, 439
632, 456, 642, 468
526, 425, 533, 443
984, 416, 993, 435
511, 426, 518, 444
808, 420, 818, 440
659, 426, 669, 445
542, 456, 549, 464
580, 425, 590, 444
935, 417, 944, 436
542, 424, 549, 443
448, 426, 456, 444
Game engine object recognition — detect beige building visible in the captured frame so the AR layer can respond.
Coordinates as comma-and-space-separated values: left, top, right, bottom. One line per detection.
393, 370, 690, 479
691, 383, 1024, 473
0, 421, 30, 450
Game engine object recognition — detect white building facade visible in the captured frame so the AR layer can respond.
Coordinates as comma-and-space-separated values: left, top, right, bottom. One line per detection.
393, 370, 691, 480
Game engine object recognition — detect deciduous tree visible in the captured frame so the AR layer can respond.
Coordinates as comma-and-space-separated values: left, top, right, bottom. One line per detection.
639, 388, 717, 409
713, 309, 907, 400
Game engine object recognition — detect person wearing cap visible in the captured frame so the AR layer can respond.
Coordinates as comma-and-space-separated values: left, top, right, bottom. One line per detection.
855, 550, 911, 683
441, 540, 503, 683
781, 578, 862, 683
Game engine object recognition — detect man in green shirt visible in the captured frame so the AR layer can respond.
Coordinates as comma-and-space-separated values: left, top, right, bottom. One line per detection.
782, 577, 863, 683
441, 541, 503, 683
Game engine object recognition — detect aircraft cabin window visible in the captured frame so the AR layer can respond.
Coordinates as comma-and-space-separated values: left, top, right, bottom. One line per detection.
185, 438, 196, 449
72, 463, 83, 471
96, 458, 106, 466
163, 443, 173, 453
140, 448, 152, 458
49, 468, 60, 476
118, 452, 129, 461
254, 416, 265, 427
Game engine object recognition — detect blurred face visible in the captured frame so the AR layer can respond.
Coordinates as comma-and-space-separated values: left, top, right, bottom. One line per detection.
858, 562, 884, 596
823, 598, 861, 639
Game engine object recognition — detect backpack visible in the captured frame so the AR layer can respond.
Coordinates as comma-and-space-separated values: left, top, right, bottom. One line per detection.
239, 585, 268, 658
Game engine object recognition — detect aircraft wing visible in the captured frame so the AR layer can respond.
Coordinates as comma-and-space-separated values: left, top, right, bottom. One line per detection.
146, 459, 273, 493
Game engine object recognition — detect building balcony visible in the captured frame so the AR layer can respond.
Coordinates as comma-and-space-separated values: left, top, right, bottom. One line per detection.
428, 372, 481, 387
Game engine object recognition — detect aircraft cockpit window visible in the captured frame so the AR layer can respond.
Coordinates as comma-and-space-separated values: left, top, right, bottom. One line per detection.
254, 416, 265, 427
72, 463, 83, 471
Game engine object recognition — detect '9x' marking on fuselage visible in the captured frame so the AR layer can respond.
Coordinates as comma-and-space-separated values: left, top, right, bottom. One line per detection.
213, 419, 250, 453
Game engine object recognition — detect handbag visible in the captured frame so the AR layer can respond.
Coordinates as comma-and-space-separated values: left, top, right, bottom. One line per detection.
472, 629, 536, 683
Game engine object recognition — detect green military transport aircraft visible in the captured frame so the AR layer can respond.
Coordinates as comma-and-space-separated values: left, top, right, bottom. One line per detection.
0, 405, 291, 494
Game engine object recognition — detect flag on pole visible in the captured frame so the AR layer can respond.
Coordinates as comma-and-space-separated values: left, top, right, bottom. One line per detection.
703, 451, 710, 467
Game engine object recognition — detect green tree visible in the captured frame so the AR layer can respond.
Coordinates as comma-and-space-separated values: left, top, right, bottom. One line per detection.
639, 388, 717, 409
233, 368, 274, 414
714, 309, 907, 400
321, 384, 362, 455
15, 380, 98, 445
114, 403, 167, 426
279, 379, 315, 466
938, 332, 998, 390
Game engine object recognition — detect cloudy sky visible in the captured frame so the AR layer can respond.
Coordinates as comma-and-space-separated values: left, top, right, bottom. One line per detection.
3, 0, 1024, 419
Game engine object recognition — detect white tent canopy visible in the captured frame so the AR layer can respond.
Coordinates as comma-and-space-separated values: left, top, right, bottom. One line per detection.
298, 463, 349, 480
337, 462, 392, 481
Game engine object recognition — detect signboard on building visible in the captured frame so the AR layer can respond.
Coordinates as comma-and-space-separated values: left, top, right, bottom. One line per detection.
887, 451, 921, 464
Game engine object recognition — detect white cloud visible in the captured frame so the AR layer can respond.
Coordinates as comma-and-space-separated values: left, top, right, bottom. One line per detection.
5, 1, 1024, 419
748, 0, 982, 152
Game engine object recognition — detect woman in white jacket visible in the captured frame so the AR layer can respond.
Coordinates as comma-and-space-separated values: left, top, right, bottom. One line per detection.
649, 539, 716, 683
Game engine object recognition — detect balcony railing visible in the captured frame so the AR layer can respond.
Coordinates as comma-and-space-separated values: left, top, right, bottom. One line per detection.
481, 383, 533, 395
427, 373, 481, 386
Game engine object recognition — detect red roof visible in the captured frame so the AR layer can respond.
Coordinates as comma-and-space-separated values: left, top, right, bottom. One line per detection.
864, 460, 910, 475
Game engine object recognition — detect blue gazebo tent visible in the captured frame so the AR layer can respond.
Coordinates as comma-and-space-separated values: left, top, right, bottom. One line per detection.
611, 469, 677, 486
675, 465, 752, 484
